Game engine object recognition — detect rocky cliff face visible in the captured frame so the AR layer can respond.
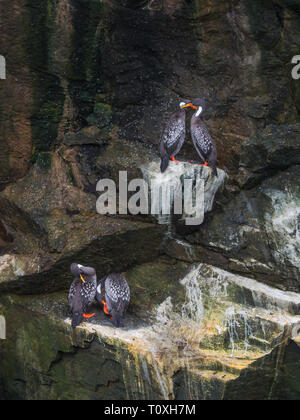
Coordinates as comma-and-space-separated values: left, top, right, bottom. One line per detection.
1, 0, 299, 187
1, 263, 300, 400
0, 0, 299, 400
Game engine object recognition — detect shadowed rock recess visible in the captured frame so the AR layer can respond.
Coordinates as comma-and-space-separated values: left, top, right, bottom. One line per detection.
0, 0, 299, 400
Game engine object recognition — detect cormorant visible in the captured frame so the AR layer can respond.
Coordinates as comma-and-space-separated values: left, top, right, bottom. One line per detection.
69, 263, 97, 328
96, 273, 130, 328
159, 100, 193, 173
190, 98, 218, 177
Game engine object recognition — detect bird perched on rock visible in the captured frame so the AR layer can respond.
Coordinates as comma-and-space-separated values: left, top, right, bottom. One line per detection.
159, 100, 193, 173
96, 273, 130, 328
69, 263, 97, 328
190, 98, 218, 177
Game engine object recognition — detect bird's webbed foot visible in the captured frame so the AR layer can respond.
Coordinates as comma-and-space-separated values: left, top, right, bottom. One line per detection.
170, 155, 181, 163
101, 300, 110, 315
82, 313, 95, 319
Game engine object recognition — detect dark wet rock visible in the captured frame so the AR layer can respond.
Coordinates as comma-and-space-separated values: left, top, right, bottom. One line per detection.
238, 124, 300, 188
1, 0, 299, 191
173, 338, 300, 401
63, 126, 110, 147
0, 0, 104, 190
0, 294, 129, 400
0, 213, 166, 295
0, 196, 51, 284
101, 0, 300, 175
0, 153, 166, 293
188, 166, 300, 291
125, 256, 190, 319
224, 339, 300, 400
1, 263, 300, 400
0, 197, 45, 254
61, 127, 158, 198
86, 102, 113, 130
79, 134, 157, 193
164, 236, 230, 268
0, 221, 13, 248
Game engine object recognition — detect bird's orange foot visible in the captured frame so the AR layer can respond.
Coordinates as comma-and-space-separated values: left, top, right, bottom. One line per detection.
101, 300, 110, 315
82, 313, 95, 319
171, 155, 181, 163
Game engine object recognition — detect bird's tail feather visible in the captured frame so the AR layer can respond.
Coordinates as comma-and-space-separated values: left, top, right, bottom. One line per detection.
72, 312, 83, 328
212, 165, 218, 177
111, 311, 124, 328
160, 156, 169, 173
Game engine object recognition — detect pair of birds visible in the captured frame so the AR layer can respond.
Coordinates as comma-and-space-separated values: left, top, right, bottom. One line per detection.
159, 98, 218, 176
68, 263, 130, 329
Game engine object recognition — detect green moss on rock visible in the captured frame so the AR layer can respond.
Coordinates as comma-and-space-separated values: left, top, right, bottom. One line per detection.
25, 0, 65, 157
67, 0, 106, 129
36, 152, 52, 172
87, 102, 112, 129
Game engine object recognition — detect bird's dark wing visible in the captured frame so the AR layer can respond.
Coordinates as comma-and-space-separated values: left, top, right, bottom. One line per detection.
192, 137, 206, 162
80, 267, 97, 307
159, 136, 167, 159
160, 113, 185, 156
192, 122, 213, 160
81, 280, 97, 312
68, 280, 77, 310
105, 274, 130, 313
164, 120, 185, 152
207, 143, 218, 176
69, 283, 84, 328
69, 280, 84, 316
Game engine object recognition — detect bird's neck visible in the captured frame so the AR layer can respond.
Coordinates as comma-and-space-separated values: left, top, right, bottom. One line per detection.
193, 113, 202, 120
195, 108, 202, 117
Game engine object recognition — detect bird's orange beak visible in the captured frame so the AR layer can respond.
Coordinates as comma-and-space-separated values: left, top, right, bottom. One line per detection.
80, 274, 86, 284
182, 103, 198, 110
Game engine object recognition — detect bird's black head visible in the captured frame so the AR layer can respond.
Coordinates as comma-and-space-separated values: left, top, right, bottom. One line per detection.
190, 98, 206, 116
70, 263, 81, 277
191, 98, 206, 110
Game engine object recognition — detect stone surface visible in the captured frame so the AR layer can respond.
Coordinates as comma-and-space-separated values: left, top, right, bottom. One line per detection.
1, 0, 300, 190
0, 152, 166, 293
189, 166, 300, 291
0, 0, 105, 190
1, 263, 300, 400
141, 159, 228, 227
0, 213, 166, 295
101, 0, 300, 175
238, 123, 300, 188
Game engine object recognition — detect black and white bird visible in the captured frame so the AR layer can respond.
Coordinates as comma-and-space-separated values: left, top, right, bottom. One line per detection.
96, 273, 130, 328
190, 98, 218, 177
159, 100, 193, 173
68, 263, 97, 328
